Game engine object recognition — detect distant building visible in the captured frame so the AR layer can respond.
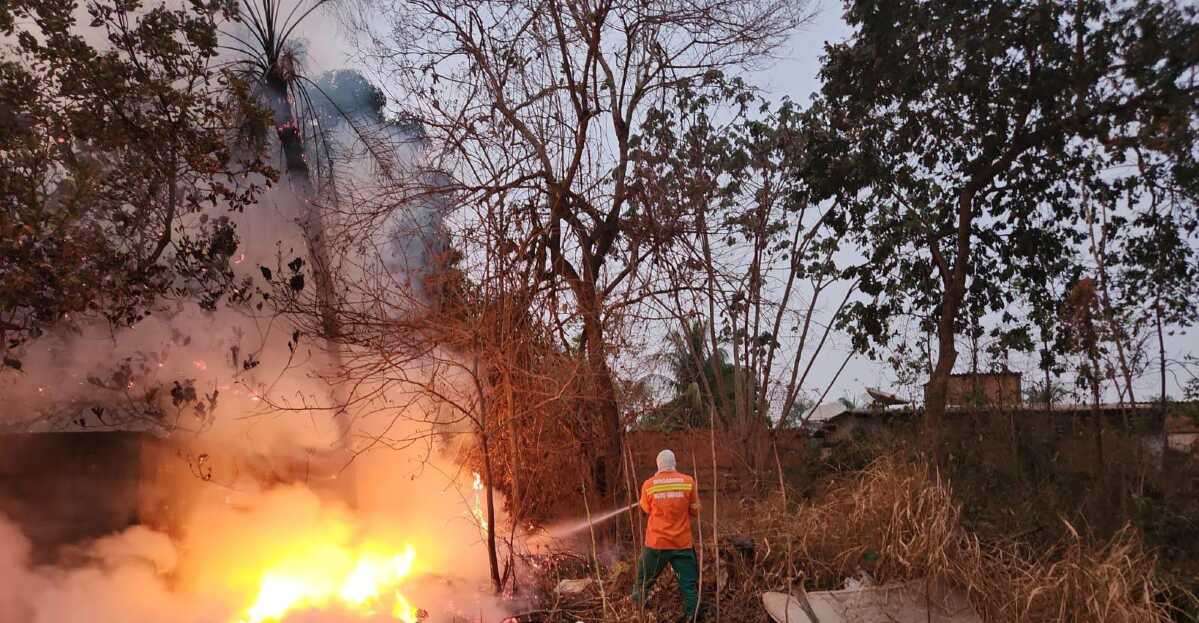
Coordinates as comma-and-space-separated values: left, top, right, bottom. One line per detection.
924, 372, 1022, 407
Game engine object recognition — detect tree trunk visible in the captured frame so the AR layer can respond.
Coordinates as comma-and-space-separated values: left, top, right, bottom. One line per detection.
577, 277, 623, 506
924, 187, 976, 461
1086, 353, 1108, 527
1157, 300, 1168, 455
925, 292, 963, 460
480, 430, 503, 594
264, 77, 351, 448
504, 370, 522, 521
1157, 300, 1167, 406
1043, 345, 1054, 409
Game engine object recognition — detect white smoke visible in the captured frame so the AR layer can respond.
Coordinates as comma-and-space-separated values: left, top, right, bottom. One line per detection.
0, 513, 207, 623
0, 2, 513, 621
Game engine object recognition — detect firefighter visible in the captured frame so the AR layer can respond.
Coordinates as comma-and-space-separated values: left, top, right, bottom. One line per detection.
632, 449, 702, 622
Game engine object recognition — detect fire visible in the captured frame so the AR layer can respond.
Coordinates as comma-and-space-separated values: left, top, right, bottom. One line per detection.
238, 542, 422, 623
469, 471, 488, 534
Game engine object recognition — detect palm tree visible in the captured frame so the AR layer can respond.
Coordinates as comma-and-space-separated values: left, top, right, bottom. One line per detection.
1024, 379, 1069, 408
222, 0, 401, 445
655, 321, 763, 429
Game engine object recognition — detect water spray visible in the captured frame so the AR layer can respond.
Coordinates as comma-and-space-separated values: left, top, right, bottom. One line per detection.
544, 501, 639, 538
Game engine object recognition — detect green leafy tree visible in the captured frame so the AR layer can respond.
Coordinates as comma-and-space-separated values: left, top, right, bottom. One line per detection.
632, 77, 857, 471
0, 0, 272, 366
811, 0, 1199, 448
1183, 355, 1199, 401
1116, 200, 1199, 406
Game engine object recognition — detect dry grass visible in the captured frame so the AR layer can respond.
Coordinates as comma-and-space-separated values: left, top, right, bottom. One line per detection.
993, 523, 1173, 622
762, 458, 972, 589
540, 455, 1183, 622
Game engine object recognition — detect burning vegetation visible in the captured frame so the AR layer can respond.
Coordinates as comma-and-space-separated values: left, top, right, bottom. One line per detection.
2, 0, 1199, 621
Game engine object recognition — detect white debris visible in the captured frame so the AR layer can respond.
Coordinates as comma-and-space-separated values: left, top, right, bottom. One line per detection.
762, 579, 981, 623
554, 578, 597, 596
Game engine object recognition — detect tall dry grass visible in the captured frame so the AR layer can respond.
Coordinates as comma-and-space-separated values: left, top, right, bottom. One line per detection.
546, 456, 1182, 622
995, 523, 1172, 622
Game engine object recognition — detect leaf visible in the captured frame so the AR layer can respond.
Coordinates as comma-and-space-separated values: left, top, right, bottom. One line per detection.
288, 274, 304, 291
260, 266, 272, 281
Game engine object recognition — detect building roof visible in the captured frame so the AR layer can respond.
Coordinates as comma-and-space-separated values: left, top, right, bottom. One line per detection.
834, 402, 1171, 419
920, 372, 1022, 388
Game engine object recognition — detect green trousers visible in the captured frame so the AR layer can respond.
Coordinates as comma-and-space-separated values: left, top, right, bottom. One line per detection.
631, 546, 699, 619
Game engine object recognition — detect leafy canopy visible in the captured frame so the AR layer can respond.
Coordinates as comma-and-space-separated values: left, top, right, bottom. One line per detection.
810, 0, 1199, 365
1, 0, 273, 362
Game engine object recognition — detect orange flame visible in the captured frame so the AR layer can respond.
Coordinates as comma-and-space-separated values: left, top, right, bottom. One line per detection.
238, 542, 421, 623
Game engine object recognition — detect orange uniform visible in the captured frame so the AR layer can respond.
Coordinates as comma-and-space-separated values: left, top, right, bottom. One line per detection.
639, 470, 700, 549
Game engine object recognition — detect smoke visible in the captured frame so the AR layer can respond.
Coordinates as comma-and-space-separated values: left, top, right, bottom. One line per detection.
0, 182, 502, 621
0, 513, 208, 623
0, 2, 516, 622
0, 515, 34, 622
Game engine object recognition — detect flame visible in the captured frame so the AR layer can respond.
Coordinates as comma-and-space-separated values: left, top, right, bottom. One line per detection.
238, 542, 421, 623
470, 472, 488, 534
393, 593, 418, 622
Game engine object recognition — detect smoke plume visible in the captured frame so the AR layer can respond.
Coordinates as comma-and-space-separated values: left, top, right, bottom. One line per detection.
0, 2, 511, 621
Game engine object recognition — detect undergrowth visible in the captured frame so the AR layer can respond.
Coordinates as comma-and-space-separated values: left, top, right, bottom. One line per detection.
534, 455, 1190, 622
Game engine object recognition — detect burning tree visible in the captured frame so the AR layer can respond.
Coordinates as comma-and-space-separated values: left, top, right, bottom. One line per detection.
277, 169, 607, 594
223, 0, 431, 465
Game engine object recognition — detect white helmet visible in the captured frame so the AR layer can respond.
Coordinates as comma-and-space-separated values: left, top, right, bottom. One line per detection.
656, 449, 676, 471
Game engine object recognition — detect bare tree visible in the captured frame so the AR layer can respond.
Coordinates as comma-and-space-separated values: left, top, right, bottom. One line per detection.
634, 83, 855, 471
268, 159, 607, 593
349, 0, 813, 500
